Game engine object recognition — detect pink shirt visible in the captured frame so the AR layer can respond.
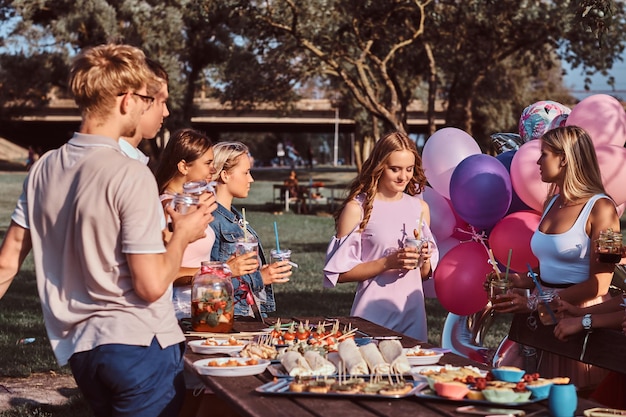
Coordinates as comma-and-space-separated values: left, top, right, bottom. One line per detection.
324, 193, 439, 341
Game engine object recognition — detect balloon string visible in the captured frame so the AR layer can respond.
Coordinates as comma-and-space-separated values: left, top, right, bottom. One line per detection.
454, 225, 493, 267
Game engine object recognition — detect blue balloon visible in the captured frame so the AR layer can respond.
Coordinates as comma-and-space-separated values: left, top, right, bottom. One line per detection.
495, 150, 532, 215
450, 154, 512, 231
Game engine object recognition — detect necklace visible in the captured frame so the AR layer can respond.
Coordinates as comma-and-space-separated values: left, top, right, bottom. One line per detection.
558, 199, 583, 209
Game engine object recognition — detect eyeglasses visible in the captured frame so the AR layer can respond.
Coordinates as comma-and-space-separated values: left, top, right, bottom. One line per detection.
118, 92, 155, 110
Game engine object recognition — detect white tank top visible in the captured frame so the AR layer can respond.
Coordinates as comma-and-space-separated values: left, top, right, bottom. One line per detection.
530, 194, 608, 286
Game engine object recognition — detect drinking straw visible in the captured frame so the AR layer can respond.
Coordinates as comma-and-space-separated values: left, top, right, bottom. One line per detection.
415, 212, 424, 240
274, 221, 281, 252
504, 249, 513, 281
526, 263, 557, 323
242, 207, 249, 240
488, 249, 502, 279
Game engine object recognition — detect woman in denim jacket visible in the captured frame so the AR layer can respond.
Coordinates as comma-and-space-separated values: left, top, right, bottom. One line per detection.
210, 142, 292, 317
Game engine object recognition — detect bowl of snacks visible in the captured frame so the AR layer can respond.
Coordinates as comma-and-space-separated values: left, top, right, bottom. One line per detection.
490, 366, 525, 383
482, 387, 531, 403
434, 381, 470, 400
525, 379, 553, 400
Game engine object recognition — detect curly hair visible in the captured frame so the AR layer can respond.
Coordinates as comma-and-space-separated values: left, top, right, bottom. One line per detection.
540, 125, 607, 206
334, 131, 427, 231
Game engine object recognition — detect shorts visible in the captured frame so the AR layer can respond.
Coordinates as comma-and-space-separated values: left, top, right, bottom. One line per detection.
69, 337, 185, 417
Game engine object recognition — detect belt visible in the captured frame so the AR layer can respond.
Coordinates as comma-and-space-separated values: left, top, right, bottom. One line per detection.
538, 277, 572, 289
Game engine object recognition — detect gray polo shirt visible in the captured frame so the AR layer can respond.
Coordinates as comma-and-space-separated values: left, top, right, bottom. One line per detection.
12, 133, 183, 365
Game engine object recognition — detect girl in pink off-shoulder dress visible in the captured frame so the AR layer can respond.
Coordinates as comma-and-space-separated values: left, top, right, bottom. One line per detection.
323, 131, 439, 342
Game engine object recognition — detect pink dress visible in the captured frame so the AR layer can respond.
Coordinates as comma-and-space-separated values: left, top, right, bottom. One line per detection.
324, 193, 439, 341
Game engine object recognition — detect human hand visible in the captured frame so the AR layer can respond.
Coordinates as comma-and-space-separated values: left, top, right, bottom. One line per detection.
491, 291, 530, 314
557, 298, 583, 318
260, 260, 292, 285
388, 247, 420, 270
554, 317, 584, 341
226, 252, 260, 277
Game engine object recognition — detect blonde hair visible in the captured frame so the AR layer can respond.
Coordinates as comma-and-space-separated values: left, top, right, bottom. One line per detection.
69, 43, 155, 118
212, 142, 250, 182
335, 131, 427, 231
541, 125, 607, 205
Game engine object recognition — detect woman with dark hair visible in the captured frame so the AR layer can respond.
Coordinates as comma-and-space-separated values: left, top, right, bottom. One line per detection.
323, 131, 438, 341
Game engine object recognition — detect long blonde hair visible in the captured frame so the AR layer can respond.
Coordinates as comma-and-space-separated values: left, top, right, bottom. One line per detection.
541, 125, 607, 205
335, 131, 427, 231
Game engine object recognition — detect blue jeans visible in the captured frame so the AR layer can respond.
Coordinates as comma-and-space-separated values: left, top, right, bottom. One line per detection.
69, 337, 185, 417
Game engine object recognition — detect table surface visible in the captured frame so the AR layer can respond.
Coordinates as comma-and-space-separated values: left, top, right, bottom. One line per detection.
184, 316, 603, 417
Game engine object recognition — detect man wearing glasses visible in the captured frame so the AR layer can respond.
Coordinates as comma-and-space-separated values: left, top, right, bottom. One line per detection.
0, 44, 215, 417
118, 58, 170, 166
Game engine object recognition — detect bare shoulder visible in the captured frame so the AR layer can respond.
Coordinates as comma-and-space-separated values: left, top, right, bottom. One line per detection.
591, 196, 618, 217
336, 200, 362, 237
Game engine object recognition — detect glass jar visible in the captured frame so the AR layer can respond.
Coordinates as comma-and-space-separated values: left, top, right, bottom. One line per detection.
537, 290, 560, 326
191, 261, 234, 332
171, 192, 199, 214
596, 228, 623, 263
183, 180, 215, 196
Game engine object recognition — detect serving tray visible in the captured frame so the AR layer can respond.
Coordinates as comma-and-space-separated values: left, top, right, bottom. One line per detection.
256, 377, 426, 399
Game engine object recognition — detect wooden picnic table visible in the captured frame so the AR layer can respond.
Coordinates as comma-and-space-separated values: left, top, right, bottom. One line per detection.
183, 316, 603, 417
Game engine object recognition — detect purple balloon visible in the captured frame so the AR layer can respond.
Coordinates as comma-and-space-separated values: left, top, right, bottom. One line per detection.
450, 154, 512, 231
495, 150, 532, 215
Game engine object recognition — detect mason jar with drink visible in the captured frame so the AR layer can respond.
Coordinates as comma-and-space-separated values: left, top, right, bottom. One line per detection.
536, 289, 560, 326
596, 228, 623, 264
191, 261, 234, 332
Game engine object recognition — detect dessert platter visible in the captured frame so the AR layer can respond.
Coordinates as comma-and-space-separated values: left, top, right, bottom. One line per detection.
413, 365, 569, 406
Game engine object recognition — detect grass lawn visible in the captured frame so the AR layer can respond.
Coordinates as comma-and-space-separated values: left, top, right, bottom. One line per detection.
0, 167, 512, 416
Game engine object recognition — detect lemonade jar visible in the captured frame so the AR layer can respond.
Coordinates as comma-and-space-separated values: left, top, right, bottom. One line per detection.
191, 261, 234, 332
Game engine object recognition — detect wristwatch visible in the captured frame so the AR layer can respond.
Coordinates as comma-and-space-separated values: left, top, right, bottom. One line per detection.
582, 314, 593, 331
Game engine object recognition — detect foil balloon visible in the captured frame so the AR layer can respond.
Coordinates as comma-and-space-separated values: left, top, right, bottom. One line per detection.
518, 100, 571, 142
491, 133, 524, 154
441, 310, 495, 365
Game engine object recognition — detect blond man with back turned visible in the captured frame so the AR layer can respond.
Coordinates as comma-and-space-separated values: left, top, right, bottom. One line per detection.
0, 43, 215, 417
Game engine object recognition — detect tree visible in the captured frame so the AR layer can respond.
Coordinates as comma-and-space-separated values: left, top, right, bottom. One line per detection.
232, 0, 432, 135
426, 0, 626, 147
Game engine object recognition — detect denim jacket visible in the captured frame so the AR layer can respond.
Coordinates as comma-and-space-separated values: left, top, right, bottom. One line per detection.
209, 203, 276, 316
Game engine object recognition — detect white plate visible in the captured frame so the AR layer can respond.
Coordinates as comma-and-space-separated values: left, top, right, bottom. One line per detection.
193, 357, 271, 376
402, 348, 444, 365
188, 339, 247, 355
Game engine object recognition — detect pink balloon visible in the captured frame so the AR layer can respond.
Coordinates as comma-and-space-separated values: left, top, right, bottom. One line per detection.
565, 94, 626, 147
595, 145, 626, 206
433, 241, 491, 315
488, 211, 541, 273
423, 128, 481, 199
510, 140, 550, 212
423, 187, 456, 241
